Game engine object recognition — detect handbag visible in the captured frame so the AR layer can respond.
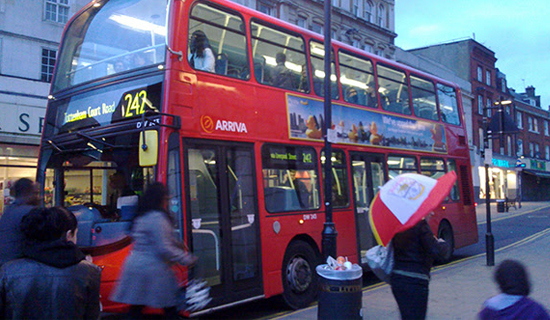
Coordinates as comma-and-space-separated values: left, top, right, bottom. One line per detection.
365, 241, 394, 284
177, 279, 212, 312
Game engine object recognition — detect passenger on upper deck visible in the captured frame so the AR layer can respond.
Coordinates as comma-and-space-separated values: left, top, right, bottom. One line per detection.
188, 30, 215, 73
364, 81, 378, 108
270, 52, 294, 90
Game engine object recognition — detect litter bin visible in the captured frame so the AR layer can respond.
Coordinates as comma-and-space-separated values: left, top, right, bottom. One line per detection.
316, 264, 363, 320
497, 199, 505, 213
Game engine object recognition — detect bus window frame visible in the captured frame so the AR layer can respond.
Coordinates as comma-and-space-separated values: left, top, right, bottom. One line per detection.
249, 18, 308, 92
188, 0, 250, 79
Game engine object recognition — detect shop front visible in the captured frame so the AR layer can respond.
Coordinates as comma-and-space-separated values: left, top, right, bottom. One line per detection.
478, 155, 518, 202
519, 159, 550, 201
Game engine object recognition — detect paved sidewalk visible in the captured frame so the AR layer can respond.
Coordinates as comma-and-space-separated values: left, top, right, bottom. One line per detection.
274, 202, 550, 320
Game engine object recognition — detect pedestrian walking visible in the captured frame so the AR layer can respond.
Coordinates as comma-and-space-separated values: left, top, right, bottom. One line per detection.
0, 178, 39, 267
390, 214, 450, 320
0, 206, 102, 319
479, 259, 550, 319
110, 182, 198, 319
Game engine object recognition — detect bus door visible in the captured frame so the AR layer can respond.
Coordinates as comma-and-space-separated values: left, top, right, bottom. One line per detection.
349, 152, 386, 264
183, 141, 262, 306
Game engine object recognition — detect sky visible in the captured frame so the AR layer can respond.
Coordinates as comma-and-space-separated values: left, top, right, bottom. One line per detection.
395, 0, 550, 110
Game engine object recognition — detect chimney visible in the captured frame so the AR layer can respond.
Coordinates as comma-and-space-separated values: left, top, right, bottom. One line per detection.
526, 86, 535, 97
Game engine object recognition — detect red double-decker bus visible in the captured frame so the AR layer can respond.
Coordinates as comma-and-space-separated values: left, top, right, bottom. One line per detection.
37, 0, 478, 314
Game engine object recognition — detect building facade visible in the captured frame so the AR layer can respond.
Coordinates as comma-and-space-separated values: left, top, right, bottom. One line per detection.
234, 0, 397, 59
0, 0, 89, 210
408, 39, 550, 202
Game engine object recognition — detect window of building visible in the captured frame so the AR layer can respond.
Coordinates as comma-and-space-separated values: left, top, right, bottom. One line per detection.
501, 78, 506, 93
517, 139, 523, 156
377, 4, 385, 27
332, 0, 340, 8
478, 95, 484, 115
250, 20, 306, 90
546, 145, 549, 160
545, 121, 549, 136
41, 48, 56, 82
486, 70, 491, 86
364, 43, 373, 53
486, 98, 492, 117
528, 116, 533, 132
477, 66, 483, 82
534, 118, 539, 133
507, 136, 512, 156
45, 0, 69, 24
312, 21, 323, 34
516, 111, 523, 129
352, 0, 359, 15
364, 0, 373, 22
529, 142, 534, 157
297, 16, 307, 29
479, 128, 484, 151
258, 2, 274, 16
535, 144, 540, 158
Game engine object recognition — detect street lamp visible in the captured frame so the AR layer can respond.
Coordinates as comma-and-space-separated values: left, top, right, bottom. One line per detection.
483, 98, 513, 266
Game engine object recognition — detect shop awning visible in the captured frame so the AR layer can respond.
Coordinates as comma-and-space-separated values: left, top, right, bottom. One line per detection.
523, 169, 550, 179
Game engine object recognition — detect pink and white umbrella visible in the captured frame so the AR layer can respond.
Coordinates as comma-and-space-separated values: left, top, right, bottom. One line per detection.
369, 171, 457, 246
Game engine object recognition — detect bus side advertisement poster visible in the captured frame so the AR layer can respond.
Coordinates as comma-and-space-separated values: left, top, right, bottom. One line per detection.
54, 82, 162, 132
286, 94, 448, 154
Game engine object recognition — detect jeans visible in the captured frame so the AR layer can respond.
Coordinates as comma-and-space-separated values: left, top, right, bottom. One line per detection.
391, 272, 430, 320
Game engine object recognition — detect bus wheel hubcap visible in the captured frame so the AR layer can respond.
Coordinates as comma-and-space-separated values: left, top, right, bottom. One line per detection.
286, 256, 312, 293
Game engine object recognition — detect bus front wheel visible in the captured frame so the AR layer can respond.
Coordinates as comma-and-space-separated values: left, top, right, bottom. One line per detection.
281, 240, 319, 310
437, 221, 454, 263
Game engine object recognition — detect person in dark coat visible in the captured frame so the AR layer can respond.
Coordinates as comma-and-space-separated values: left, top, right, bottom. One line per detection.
479, 259, 550, 319
0, 206, 102, 319
0, 178, 39, 267
110, 182, 198, 319
390, 214, 450, 320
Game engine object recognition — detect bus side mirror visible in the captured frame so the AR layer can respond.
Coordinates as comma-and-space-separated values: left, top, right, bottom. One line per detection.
139, 130, 158, 167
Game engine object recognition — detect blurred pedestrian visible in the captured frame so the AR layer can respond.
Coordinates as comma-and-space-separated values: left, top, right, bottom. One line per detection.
110, 182, 198, 319
0, 178, 39, 267
479, 259, 550, 319
0, 206, 101, 319
390, 213, 450, 320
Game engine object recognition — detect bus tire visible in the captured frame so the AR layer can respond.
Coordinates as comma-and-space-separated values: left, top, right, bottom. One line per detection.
437, 220, 454, 263
281, 240, 319, 310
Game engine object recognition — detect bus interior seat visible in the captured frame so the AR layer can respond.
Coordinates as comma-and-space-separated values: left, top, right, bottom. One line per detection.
70, 205, 131, 247
117, 195, 138, 209
264, 186, 302, 212
215, 53, 228, 75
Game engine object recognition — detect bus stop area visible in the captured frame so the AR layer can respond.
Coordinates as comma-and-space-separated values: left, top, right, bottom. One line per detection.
274, 201, 550, 320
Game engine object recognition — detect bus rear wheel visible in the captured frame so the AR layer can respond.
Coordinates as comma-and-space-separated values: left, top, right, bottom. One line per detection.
437, 221, 454, 263
281, 240, 319, 310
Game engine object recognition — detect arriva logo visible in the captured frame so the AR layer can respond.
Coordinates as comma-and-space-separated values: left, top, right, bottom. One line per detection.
200, 115, 215, 133
201, 115, 248, 134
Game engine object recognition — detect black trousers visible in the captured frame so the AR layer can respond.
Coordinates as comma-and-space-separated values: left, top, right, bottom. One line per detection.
390, 273, 430, 320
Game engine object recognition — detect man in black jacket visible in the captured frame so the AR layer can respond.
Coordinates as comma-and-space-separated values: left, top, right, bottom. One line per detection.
0, 178, 39, 267
0, 207, 102, 319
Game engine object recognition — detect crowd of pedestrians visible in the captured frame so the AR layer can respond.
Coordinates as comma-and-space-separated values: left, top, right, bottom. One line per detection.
1, 177, 549, 319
